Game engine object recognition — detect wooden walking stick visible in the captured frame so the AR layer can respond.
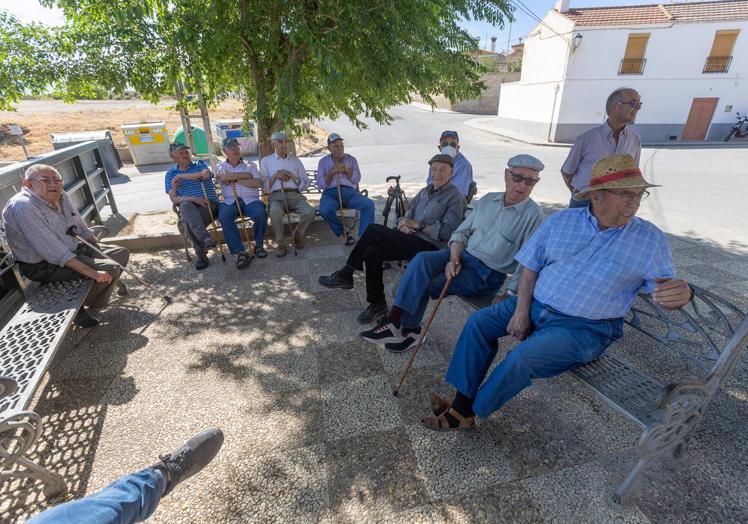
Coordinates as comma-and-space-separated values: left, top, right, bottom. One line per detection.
335, 173, 352, 243
231, 182, 254, 250
279, 184, 298, 256
200, 179, 227, 263
393, 276, 453, 397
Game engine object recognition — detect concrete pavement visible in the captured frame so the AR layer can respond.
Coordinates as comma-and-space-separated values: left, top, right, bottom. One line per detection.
111, 104, 748, 254
1, 215, 746, 523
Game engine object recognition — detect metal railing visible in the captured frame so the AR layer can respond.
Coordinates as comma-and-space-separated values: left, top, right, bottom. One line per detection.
703, 55, 732, 73
619, 58, 647, 75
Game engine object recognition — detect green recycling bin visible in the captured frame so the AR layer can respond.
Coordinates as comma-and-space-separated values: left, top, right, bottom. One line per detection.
174, 125, 209, 155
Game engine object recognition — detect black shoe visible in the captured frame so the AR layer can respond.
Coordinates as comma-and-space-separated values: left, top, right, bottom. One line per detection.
255, 246, 268, 258
153, 428, 224, 497
236, 252, 252, 270
74, 307, 99, 329
195, 254, 210, 270
345, 234, 356, 246
116, 281, 129, 296
357, 301, 388, 324
385, 327, 422, 353
319, 271, 353, 289
359, 321, 403, 345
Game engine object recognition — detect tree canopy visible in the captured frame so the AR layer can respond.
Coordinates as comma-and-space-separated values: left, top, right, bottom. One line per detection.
5, 0, 513, 153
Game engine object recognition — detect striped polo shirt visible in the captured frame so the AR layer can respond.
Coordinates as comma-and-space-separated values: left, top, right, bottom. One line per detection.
164, 160, 219, 202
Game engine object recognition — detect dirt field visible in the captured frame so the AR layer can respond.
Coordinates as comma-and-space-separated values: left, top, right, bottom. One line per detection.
0, 99, 327, 162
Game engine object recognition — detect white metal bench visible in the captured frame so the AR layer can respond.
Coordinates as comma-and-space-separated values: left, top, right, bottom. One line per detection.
458, 286, 747, 503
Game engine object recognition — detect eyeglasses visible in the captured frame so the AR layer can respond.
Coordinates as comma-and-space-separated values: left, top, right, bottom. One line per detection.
617, 100, 643, 109
508, 170, 540, 186
605, 189, 649, 202
33, 176, 63, 185
440, 141, 458, 148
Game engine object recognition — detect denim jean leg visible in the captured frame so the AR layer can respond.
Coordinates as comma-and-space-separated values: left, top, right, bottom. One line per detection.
445, 297, 517, 399
244, 200, 267, 246
27, 468, 165, 524
472, 302, 615, 418
341, 186, 375, 236
319, 190, 343, 237
218, 203, 244, 254
395, 249, 451, 321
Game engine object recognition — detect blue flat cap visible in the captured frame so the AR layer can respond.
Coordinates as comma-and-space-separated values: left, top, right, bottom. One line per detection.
507, 154, 544, 172
271, 131, 289, 141
327, 133, 343, 144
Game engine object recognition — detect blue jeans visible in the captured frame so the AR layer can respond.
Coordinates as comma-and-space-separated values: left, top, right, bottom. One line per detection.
319, 187, 375, 237
28, 468, 164, 524
218, 200, 268, 254
395, 249, 505, 329
445, 297, 623, 418
569, 196, 590, 208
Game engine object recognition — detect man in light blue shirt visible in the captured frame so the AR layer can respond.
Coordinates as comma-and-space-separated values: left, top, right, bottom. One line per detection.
316, 133, 375, 244
427, 131, 474, 199
360, 154, 545, 352
422, 154, 692, 431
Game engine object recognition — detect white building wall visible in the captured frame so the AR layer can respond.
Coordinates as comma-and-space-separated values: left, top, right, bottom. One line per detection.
498, 13, 748, 143
496, 11, 575, 142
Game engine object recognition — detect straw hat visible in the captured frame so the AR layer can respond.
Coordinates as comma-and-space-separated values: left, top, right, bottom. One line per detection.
574, 154, 660, 200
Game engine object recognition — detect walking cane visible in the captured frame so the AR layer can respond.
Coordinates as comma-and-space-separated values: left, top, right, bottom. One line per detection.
200, 180, 227, 263
66, 226, 173, 304
231, 182, 254, 251
279, 184, 298, 256
335, 173, 352, 244
393, 276, 452, 397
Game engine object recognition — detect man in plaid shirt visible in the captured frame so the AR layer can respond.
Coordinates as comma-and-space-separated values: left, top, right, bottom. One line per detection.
2, 164, 129, 328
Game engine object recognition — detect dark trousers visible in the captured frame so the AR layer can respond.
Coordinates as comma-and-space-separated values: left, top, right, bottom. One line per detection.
19, 243, 130, 308
346, 224, 437, 304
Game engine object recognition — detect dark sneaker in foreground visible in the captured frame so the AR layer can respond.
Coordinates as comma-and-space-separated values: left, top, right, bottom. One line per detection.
319, 271, 353, 289
195, 254, 210, 270
345, 234, 356, 246
74, 307, 99, 329
357, 301, 387, 324
360, 322, 403, 344
255, 246, 268, 258
236, 252, 252, 270
385, 326, 423, 353
153, 428, 224, 496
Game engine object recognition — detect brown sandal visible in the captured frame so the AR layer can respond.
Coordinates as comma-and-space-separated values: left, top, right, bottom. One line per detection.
430, 393, 452, 417
421, 407, 476, 432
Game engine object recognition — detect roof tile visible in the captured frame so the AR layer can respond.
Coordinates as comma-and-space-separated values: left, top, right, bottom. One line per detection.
557, 0, 748, 26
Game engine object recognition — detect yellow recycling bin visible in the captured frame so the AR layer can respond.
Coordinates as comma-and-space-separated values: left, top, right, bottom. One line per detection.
121, 122, 171, 165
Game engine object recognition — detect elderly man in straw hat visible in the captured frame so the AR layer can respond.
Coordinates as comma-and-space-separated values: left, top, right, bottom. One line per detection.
421, 154, 692, 431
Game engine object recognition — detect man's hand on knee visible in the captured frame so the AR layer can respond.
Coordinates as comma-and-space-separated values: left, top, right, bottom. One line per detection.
507, 311, 532, 340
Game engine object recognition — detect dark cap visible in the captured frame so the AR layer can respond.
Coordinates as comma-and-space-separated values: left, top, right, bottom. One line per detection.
327, 133, 343, 145
222, 137, 240, 149
440, 130, 459, 141
169, 142, 190, 154
428, 153, 454, 167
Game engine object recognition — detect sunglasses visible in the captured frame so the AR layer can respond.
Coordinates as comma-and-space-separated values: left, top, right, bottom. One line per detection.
440, 141, 458, 148
508, 170, 540, 186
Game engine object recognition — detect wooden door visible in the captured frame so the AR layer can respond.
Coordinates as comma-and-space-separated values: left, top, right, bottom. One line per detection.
682, 98, 718, 141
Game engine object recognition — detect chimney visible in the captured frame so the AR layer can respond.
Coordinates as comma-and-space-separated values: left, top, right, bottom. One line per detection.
555, 0, 570, 13
490, 36, 497, 53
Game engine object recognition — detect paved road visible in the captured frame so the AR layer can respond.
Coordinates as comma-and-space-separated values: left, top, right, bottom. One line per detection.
111, 104, 748, 253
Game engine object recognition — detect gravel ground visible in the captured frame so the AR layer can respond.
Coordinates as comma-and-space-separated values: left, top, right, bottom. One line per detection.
1, 217, 746, 523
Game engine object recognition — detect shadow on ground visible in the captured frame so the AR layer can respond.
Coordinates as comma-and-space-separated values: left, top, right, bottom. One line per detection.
4, 216, 747, 523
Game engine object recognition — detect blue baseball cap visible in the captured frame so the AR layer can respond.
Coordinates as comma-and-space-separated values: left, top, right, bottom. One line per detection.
169, 142, 190, 154
440, 130, 459, 141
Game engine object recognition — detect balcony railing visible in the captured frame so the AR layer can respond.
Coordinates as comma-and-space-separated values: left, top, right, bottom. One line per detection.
618, 58, 646, 75
703, 55, 732, 73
